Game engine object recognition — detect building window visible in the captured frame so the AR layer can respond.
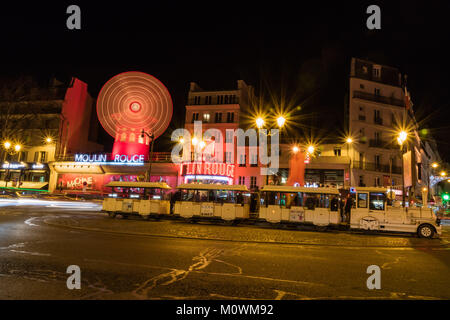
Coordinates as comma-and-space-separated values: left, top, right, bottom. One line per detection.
225, 131, 234, 143
193, 96, 201, 105
373, 66, 380, 78
238, 176, 245, 185
374, 109, 382, 125
375, 176, 381, 187
374, 131, 381, 142
360, 84, 365, 89
191, 112, 199, 123
375, 155, 381, 170
250, 176, 257, 189
19, 151, 28, 162
203, 113, 210, 123
34, 151, 40, 162
250, 154, 258, 167
333, 147, 341, 156
40, 151, 47, 162
226, 112, 234, 123
215, 112, 222, 123
374, 88, 380, 96
224, 152, 232, 163
359, 175, 365, 187
239, 154, 246, 167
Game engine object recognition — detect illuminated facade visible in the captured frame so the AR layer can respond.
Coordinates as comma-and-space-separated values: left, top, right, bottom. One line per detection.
348, 58, 438, 199
0, 77, 103, 190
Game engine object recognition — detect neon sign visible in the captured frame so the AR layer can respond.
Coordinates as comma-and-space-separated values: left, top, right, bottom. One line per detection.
74, 153, 145, 165
113, 154, 145, 163
181, 162, 235, 179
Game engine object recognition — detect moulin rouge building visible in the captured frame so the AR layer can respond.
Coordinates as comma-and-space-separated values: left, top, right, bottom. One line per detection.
48, 78, 351, 194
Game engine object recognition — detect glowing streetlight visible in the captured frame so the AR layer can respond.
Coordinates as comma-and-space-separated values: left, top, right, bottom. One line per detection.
307, 145, 315, 154
14, 144, 21, 152
432, 162, 439, 169
292, 146, 299, 154
397, 130, 408, 145
192, 137, 199, 146
199, 140, 206, 150
422, 187, 428, 192
3, 141, 11, 149
45, 137, 52, 143
440, 171, 447, 177
179, 137, 185, 144
276, 116, 286, 128
346, 137, 353, 144
255, 117, 265, 129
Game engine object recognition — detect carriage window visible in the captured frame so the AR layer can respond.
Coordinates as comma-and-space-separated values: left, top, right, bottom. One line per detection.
369, 192, 385, 210
304, 193, 319, 210
357, 193, 368, 208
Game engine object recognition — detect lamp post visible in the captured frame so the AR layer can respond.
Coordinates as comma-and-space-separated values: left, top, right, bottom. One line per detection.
397, 131, 408, 207
254, 114, 287, 185
2, 141, 22, 188
345, 137, 353, 187
140, 130, 155, 182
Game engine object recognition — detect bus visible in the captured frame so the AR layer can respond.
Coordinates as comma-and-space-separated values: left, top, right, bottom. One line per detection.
102, 181, 172, 219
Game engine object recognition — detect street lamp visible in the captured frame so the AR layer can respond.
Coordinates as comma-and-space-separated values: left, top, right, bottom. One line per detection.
440, 171, 447, 177
307, 145, 315, 154
432, 162, 439, 169
276, 116, 286, 128
140, 130, 155, 182
292, 146, 299, 154
397, 130, 408, 207
2, 141, 23, 188
345, 137, 353, 186
255, 117, 265, 129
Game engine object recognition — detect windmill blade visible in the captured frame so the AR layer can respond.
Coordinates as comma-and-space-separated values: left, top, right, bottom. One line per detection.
96, 71, 173, 140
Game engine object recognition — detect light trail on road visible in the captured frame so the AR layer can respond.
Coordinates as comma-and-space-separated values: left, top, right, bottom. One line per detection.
0, 198, 101, 210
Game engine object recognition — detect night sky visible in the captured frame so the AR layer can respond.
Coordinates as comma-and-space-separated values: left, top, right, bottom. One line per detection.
1, 1, 449, 161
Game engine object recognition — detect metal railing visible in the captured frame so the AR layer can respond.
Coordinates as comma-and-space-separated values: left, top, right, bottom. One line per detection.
352, 160, 402, 174
368, 139, 397, 149
353, 91, 405, 107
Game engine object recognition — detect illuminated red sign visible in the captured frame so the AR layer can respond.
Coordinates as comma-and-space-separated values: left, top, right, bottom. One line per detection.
181, 162, 235, 179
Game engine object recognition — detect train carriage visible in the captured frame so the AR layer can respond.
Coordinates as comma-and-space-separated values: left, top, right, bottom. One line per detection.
173, 183, 250, 222
102, 181, 172, 219
259, 185, 341, 226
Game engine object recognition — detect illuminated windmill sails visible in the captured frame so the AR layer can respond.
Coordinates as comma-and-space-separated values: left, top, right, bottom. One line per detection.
96, 71, 173, 160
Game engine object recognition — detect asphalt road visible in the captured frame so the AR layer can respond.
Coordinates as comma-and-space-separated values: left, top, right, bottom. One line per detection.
1, 201, 450, 300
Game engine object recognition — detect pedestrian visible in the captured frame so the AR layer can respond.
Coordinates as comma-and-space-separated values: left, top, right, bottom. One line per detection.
344, 194, 354, 223
330, 196, 339, 211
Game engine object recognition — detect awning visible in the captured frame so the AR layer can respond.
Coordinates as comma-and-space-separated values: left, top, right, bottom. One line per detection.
176, 183, 249, 192
0, 181, 48, 189
105, 181, 172, 189
260, 185, 339, 194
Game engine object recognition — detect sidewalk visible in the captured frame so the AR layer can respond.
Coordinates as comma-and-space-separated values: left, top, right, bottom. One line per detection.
44, 213, 450, 248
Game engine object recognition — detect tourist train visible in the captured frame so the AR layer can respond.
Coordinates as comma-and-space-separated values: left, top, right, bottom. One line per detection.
102, 183, 442, 239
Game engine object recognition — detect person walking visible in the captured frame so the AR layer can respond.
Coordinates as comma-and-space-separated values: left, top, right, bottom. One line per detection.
344, 194, 354, 223
330, 196, 339, 211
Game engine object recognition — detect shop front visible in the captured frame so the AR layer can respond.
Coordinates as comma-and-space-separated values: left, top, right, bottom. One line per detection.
48, 153, 179, 194
0, 161, 50, 190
